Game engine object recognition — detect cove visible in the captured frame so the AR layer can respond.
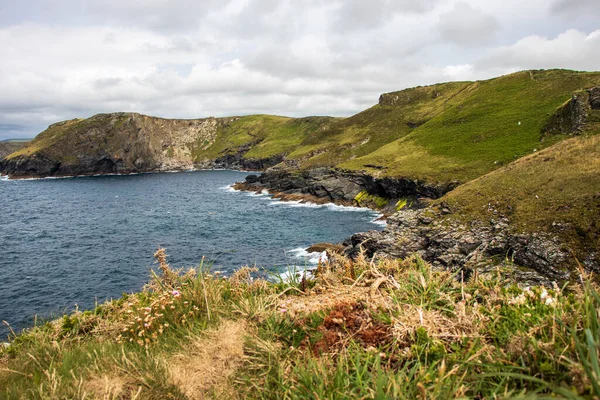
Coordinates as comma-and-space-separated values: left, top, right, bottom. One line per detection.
0, 170, 383, 338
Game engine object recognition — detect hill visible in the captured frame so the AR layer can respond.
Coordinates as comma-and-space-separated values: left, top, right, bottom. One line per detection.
2, 69, 599, 182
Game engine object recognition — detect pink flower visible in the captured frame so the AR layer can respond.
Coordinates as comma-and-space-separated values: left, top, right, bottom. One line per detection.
172, 290, 181, 297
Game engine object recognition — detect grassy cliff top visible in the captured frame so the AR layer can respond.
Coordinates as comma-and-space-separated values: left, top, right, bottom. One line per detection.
437, 130, 600, 258
1, 250, 600, 398
336, 69, 600, 182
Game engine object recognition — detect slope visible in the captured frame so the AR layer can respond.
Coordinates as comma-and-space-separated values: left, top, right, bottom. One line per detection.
329, 69, 600, 183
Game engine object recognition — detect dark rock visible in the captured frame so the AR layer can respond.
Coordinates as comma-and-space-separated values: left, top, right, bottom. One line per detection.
588, 86, 600, 110
344, 208, 572, 282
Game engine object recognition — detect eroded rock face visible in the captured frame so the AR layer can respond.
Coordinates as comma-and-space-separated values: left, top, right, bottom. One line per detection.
589, 87, 600, 110
343, 209, 572, 282
236, 168, 459, 211
0, 113, 279, 178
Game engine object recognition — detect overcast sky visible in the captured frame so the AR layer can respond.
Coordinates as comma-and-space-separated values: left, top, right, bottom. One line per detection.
0, 0, 598, 140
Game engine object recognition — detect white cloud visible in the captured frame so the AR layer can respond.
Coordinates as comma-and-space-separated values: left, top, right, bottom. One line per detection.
0, 0, 598, 139
438, 2, 500, 46
476, 29, 600, 71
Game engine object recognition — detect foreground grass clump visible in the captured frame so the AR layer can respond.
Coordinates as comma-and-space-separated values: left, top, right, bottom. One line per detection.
1, 250, 600, 399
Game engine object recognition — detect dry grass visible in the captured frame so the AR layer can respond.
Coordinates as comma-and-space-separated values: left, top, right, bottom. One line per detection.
169, 320, 248, 400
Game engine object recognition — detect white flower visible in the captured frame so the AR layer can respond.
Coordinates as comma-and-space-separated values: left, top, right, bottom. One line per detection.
540, 290, 548, 300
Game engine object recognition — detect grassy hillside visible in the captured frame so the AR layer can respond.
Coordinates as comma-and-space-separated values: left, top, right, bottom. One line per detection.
438, 131, 600, 264
2, 250, 600, 398
191, 115, 337, 162
337, 69, 600, 183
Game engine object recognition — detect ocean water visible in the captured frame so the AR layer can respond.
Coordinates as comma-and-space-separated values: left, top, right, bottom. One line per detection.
0, 170, 383, 338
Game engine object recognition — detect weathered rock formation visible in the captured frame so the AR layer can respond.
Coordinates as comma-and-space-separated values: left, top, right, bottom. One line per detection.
234, 168, 460, 211
343, 208, 571, 284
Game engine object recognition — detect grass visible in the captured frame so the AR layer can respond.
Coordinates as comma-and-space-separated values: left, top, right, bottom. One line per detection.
191, 115, 336, 162
340, 69, 600, 182
6, 69, 600, 186
437, 132, 600, 265
2, 249, 600, 399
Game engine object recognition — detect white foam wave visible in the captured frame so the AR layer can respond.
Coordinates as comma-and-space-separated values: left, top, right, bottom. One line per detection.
371, 218, 388, 227
246, 190, 270, 197
324, 203, 367, 212
219, 185, 239, 193
287, 247, 328, 264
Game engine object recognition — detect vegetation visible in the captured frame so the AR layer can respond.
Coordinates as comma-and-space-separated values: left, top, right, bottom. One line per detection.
5, 69, 599, 186
2, 249, 600, 399
438, 132, 600, 262
340, 69, 600, 182
191, 115, 336, 162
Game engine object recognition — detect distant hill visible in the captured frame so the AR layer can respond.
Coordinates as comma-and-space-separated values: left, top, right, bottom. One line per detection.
2, 69, 599, 183
0, 140, 30, 160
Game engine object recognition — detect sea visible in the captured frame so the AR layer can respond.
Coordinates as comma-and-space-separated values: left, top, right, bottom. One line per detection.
0, 170, 384, 339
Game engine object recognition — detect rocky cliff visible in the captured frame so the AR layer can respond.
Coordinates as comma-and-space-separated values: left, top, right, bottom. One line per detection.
0, 141, 29, 160
2, 70, 600, 281
0, 113, 334, 178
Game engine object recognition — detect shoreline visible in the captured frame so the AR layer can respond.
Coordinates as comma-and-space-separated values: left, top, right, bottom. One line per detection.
0, 167, 260, 181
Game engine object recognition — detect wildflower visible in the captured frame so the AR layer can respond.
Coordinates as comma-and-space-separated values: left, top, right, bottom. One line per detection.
164, 323, 169, 327
540, 290, 548, 300
172, 290, 181, 298
545, 297, 556, 307
144, 323, 151, 328
509, 294, 527, 306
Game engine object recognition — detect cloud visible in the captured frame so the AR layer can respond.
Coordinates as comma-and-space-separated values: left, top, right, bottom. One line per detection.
550, 0, 600, 18
333, 0, 438, 31
476, 29, 600, 71
438, 2, 500, 46
0, 1, 598, 140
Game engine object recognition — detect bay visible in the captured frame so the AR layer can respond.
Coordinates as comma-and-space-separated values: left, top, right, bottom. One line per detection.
0, 170, 383, 338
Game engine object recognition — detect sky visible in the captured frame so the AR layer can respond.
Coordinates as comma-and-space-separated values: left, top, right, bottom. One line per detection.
0, 0, 598, 140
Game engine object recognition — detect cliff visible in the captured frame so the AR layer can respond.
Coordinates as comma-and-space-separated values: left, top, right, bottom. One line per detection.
0, 140, 29, 160
3, 69, 600, 182
0, 113, 335, 178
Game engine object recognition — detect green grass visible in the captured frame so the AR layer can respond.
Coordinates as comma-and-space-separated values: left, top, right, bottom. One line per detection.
2, 250, 600, 399
340, 69, 600, 182
437, 131, 600, 263
191, 115, 335, 162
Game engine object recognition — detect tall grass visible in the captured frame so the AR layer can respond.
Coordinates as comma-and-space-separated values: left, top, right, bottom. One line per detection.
1, 250, 599, 399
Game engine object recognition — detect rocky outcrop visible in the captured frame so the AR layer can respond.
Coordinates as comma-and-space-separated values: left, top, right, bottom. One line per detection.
343, 208, 571, 283
543, 86, 600, 136
0, 113, 290, 178
588, 87, 600, 110
234, 168, 460, 211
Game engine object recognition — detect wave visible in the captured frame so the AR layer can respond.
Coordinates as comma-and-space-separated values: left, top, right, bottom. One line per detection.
287, 247, 328, 264
219, 185, 240, 193
371, 216, 387, 227
246, 190, 270, 197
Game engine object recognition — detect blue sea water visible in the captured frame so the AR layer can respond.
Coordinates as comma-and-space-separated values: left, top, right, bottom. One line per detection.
0, 170, 383, 338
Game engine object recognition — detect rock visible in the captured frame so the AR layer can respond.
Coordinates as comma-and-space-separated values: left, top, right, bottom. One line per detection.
588, 86, 600, 110
306, 243, 345, 254
344, 208, 571, 282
